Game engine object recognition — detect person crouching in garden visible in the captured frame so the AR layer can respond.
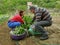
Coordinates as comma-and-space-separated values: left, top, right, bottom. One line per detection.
8, 10, 24, 30
29, 6, 52, 40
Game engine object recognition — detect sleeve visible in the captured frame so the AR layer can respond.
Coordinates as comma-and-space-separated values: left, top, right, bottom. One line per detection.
18, 16, 24, 24
35, 13, 41, 21
31, 16, 36, 23
17, 17, 24, 24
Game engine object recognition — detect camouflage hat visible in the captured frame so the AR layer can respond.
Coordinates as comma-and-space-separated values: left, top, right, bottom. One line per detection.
29, 6, 37, 10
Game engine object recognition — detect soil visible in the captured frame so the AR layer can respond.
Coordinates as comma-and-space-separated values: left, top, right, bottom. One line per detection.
0, 12, 60, 45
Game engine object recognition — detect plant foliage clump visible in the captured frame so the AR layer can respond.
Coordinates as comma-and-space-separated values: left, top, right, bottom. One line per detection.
13, 16, 32, 35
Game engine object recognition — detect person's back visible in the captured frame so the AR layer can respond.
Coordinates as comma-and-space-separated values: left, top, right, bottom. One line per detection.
10, 14, 24, 24
33, 7, 52, 22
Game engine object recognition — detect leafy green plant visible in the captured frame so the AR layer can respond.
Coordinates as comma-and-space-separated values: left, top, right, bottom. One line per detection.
13, 26, 25, 35
13, 16, 32, 35
23, 15, 32, 29
0, 16, 9, 25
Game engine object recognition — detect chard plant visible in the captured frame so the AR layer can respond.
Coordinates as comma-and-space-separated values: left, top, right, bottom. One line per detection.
13, 26, 25, 35
23, 15, 32, 29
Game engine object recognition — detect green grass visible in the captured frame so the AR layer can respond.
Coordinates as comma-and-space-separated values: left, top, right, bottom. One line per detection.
0, 14, 10, 25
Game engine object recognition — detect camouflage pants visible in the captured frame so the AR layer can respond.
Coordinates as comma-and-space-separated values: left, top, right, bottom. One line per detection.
32, 21, 52, 34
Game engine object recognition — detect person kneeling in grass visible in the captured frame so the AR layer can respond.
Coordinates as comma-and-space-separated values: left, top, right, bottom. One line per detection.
8, 10, 24, 30
29, 6, 52, 40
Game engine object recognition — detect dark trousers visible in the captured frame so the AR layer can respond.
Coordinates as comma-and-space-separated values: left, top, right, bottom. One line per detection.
33, 21, 52, 35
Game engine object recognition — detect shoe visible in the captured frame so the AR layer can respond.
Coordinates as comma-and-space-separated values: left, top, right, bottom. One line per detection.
40, 34, 49, 40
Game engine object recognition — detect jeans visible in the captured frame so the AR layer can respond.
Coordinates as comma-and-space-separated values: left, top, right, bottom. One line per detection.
8, 21, 21, 29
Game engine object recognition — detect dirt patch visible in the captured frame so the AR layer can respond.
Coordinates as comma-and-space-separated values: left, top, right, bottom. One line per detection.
0, 22, 15, 45
0, 14, 60, 45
